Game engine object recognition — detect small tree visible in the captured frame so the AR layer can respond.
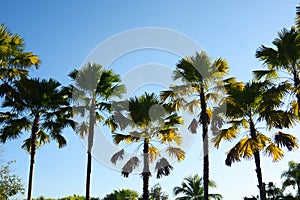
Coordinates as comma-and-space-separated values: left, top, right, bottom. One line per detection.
103, 189, 139, 200
0, 160, 24, 199
149, 183, 169, 200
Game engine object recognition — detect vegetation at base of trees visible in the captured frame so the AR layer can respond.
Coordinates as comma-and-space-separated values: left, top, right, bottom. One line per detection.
148, 183, 169, 200
244, 160, 300, 199
32, 195, 99, 200
173, 174, 222, 200
103, 189, 138, 200
0, 160, 24, 199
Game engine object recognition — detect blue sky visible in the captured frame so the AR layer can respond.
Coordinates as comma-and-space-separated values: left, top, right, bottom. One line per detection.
1, 1, 300, 199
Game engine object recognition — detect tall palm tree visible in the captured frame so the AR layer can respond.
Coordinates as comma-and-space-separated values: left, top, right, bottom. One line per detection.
255, 27, 300, 117
173, 174, 222, 200
161, 51, 229, 200
0, 78, 74, 200
281, 161, 300, 197
213, 79, 298, 200
68, 62, 125, 200
0, 24, 40, 96
110, 93, 185, 200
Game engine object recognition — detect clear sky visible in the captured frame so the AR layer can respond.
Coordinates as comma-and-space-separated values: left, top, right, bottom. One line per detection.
1, 1, 300, 199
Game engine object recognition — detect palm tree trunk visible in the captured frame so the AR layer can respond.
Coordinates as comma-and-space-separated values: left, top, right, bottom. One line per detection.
142, 138, 150, 200
86, 151, 92, 200
86, 98, 95, 200
200, 86, 209, 200
293, 72, 300, 107
250, 120, 266, 200
27, 116, 39, 200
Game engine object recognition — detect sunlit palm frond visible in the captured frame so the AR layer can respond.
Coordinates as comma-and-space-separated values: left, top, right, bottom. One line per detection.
264, 143, 284, 162
158, 129, 182, 145
238, 137, 260, 159
212, 126, 239, 148
148, 146, 160, 162
256, 133, 271, 149
291, 100, 299, 117
166, 146, 185, 162
112, 133, 140, 145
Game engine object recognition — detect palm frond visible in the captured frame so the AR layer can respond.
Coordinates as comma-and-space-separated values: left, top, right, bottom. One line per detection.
148, 146, 160, 162
212, 126, 239, 148
188, 118, 198, 134
155, 157, 173, 178
264, 143, 284, 162
110, 149, 125, 165
121, 156, 140, 178
166, 146, 185, 162
112, 133, 140, 145
158, 129, 182, 145
37, 129, 50, 147
253, 69, 278, 80
274, 131, 298, 151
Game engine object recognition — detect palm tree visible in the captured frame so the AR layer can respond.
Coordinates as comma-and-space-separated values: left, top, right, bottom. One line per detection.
0, 24, 40, 96
68, 62, 125, 200
173, 174, 222, 200
148, 183, 169, 200
0, 78, 74, 200
161, 51, 229, 200
213, 79, 298, 200
255, 27, 300, 117
110, 93, 185, 200
281, 161, 300, 197
103, 189, 139, 200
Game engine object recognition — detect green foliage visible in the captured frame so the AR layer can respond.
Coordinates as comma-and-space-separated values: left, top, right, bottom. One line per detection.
213, 80, 298, 165
281, 160, 300, 197
0, 23, 40, 97
111, 93, 185, 178
103, 189, 139, 200
0, 160, 24, 200
173, 174, 222, 200
149, 183, 169, 200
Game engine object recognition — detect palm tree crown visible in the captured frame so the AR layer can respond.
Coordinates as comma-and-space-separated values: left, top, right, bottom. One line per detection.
0, 24, 40, 97
161, 51, 229, 200
111, 92, 185, 200
173, 174, 222, 200
255, 27, 300, 117
0, 78, 74, 200
68, 62, 125, 200
213, 79, 298, 200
